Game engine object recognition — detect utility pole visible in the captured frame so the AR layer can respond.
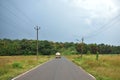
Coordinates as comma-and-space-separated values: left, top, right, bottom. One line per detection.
34, 26, 40, 61
81, 37, 84, 58
82, 37, 84, 43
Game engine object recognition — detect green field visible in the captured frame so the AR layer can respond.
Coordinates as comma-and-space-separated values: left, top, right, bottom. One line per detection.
66, 54, 120, 80
0, 55, 120, 80
0, 55, 52, 80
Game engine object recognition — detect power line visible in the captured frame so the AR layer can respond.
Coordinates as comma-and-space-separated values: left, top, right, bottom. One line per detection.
7, 0, 36, 26
0, 16, 34, 39
0, 2, 35, 38
75, 13, 120, 44
0, 14, 34, 39
0, 1, 35, 26
84, 13, 120, 39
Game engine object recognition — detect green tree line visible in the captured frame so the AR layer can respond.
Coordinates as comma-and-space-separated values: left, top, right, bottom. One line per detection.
0, 39, 120, 56
76, 43, 120, 54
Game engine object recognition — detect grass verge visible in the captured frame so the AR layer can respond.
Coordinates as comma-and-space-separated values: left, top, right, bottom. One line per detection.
0, 55, 52, 80
66, 54, 120, 80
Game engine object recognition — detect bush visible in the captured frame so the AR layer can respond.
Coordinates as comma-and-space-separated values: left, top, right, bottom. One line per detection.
12, 62, 23, 69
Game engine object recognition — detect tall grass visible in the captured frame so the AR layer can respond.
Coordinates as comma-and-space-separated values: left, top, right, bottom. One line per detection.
0, 55, 52, 80
66, 54, 120, 80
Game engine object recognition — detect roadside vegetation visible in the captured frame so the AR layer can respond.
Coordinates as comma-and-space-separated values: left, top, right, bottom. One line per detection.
66, 54, 120, 80
0, 56, 52, 80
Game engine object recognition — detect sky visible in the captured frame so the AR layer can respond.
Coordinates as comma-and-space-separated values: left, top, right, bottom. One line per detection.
0, 0, 120, 45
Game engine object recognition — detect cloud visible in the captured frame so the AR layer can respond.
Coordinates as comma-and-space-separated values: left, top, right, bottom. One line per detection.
65, 0, 119, 19
84, 18, 92, 25
0, 0, 119, 45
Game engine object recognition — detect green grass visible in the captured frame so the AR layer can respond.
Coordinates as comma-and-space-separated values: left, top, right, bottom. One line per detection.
0, 55, 52, 80
1, 54, 119, 80
66, 54, 120, 80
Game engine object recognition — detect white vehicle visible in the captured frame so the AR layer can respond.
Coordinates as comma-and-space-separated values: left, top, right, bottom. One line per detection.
55, 52, 61, 58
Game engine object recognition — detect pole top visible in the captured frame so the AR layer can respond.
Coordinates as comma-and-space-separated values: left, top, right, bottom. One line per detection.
82, 37, 84, 43
34, 26, 40, 30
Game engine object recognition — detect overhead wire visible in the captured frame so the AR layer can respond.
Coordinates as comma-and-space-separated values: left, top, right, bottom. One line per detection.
0, 9, 34, 39
0, 16, 30, 39
75, 12, 120, 43
0, 3, 25, 32
7, 0, 37, 38
7, 0, 36, 26
0, 1, 35, 39
83, 13, 120, 39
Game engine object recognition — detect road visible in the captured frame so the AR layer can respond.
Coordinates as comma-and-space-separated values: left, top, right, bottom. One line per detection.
12, 57, 96, 80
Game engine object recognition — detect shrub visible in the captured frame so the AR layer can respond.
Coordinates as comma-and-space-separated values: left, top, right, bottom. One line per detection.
12, 62, 23, 69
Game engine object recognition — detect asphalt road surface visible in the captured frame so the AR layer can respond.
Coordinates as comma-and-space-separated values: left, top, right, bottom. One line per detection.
12, 57, 96, 80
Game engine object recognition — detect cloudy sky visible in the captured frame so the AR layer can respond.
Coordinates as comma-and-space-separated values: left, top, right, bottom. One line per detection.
0, 0, 120, 45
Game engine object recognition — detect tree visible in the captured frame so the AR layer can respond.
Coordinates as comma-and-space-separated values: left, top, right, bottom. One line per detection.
89, 44, 98, 54
38, 40, 56, 55
76, 43, 87, 58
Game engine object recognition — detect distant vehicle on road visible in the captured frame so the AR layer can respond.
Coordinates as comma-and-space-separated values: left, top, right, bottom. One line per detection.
55, 52, 61, 58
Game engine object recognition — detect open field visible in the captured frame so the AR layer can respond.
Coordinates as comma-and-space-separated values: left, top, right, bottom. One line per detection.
66, 54, 120, 80
0, 55, 52, 80
0, 54, 120, 80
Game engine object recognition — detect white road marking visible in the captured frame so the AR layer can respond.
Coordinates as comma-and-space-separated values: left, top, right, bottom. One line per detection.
11, 59, 53, 80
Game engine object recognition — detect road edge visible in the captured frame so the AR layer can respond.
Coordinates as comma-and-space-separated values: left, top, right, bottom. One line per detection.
65, 57, 96, 80
75, 63, 96, 80
11, 59, 53, 80
88, 73, 96, 80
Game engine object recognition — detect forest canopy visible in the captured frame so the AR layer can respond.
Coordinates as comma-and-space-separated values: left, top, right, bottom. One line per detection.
0, 39, 120, 56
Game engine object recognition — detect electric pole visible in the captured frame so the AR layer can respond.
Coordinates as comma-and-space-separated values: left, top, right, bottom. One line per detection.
34, 26, 40, 61
76, 37, 84, 58
81, 37, 84, 58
